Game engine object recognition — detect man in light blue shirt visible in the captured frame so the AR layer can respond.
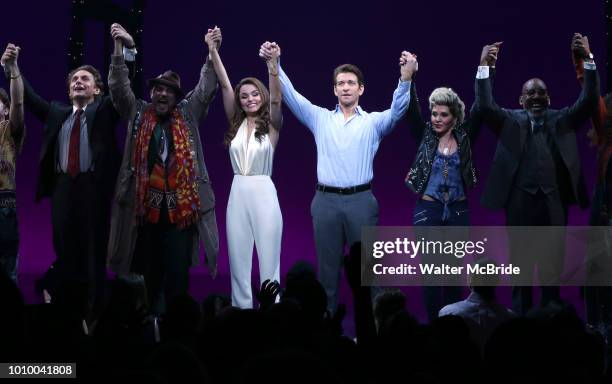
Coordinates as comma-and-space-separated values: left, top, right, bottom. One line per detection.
261, 43, 417, 313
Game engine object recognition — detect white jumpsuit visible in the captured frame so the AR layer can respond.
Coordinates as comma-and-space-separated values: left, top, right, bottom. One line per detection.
227, 119, 282, 308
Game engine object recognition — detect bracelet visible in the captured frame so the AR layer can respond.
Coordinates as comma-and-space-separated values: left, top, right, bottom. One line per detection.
269, 72, 279, 77
9, 74, 21, 80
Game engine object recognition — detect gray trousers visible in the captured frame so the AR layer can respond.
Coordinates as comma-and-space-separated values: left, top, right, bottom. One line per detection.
311, 189, 378, 313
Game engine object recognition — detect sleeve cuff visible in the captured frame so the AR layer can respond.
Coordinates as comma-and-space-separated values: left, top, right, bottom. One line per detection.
398, 78, 411, 90
111, 54, 126, 65
476, 66, 490, 79
123, 46, 137, 62
584, 61, 596, 71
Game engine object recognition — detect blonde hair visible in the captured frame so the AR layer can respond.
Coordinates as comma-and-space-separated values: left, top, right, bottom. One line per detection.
428, 87, 465, 125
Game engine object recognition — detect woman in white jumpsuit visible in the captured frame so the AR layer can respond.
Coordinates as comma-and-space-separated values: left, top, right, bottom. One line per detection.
206, 29, 282, 308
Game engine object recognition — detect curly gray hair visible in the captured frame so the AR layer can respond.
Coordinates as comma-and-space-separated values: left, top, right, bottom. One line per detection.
428, 87, 465, 125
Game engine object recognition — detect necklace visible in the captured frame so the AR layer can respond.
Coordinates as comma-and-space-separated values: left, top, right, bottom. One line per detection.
439, 132, 454, 188
442, 157, 449, 182
440, 132, 454, 155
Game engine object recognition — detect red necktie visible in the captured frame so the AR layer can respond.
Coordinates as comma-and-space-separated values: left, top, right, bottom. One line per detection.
67, 108, 82, 178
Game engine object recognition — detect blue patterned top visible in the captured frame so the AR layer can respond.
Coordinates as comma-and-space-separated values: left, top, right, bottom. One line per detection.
423, 150, 465, 220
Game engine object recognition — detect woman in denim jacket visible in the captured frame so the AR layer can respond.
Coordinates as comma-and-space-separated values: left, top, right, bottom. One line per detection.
403, 45, 496, 320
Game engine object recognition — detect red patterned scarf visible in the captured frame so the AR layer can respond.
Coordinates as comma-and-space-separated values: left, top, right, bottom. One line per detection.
133, 105, 201, 228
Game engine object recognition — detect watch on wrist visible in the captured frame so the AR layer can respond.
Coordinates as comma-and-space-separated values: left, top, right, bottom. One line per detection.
586, 52, 594, 62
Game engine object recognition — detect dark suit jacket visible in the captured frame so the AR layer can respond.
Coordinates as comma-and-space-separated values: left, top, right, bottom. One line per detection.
22, 77, 121, 202
475, 67, 599, 210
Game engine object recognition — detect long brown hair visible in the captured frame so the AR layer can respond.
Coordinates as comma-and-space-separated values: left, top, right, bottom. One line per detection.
224, 77, 271, 147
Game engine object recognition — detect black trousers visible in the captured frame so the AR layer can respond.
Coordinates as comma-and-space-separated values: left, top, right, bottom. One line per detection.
0, 207, 19, 283
49, 172, 109, 316
132, 203, 195, 315
584, 183, 612, 325
505, 188, 567, 315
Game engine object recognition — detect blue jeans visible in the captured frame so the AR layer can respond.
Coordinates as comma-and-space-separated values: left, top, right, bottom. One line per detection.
0, 208, 19, 283
413, 199, 470, 226
413, 199, 469, 322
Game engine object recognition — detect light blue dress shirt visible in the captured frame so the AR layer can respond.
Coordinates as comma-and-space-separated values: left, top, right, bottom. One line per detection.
279, 66, 411, 188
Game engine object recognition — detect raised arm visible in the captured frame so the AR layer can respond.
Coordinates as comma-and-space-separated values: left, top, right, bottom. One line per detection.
3, 45, 50, 122
185, 31, 219, 122
571, 33, 605, 137
372, 51, 416, 137
465, 44, 500, 142
466, 101, 485, 143
206, 27, 234, 123
260, 42, 324, 133
474, 42, 507, 132
406, 81, 427, 142
263, 42, 282, 147
109, 23, 137, 119
565, 34, 599, 127
1, 44, 24, 142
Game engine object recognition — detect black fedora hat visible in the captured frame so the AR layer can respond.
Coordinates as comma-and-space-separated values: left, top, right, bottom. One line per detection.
148, 70, 184, 99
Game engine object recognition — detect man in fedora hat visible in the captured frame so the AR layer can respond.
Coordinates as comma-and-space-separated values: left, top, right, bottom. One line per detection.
107, 24, 220, 314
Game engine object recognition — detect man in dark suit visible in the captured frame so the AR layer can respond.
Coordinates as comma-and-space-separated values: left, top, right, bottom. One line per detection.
11, 28, 136, 317
475, 37, 599, 314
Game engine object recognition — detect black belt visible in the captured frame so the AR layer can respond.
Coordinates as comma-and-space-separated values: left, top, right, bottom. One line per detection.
0, 193, 16, 209
316, 182, 371, 195
56, 170, 95, 176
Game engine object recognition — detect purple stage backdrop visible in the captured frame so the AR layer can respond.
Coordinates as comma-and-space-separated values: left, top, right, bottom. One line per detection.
3, 1, 607, 317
